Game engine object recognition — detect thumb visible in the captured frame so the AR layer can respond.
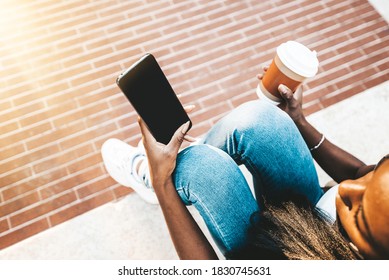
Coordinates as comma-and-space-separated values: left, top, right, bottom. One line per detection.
278, 84, 302, 108
138, 117, 157, 145
166, 121, 191, 155
278, 84, 294, 103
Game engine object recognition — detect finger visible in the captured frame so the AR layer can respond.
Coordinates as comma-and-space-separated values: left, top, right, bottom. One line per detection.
184, 134, 198, 142
138, 117, 157, 145
167, 121, 190, 155
257, 65, 269, 80
295, 84, 304, 104
278, 84, 294, 103
184, 104, 196, 113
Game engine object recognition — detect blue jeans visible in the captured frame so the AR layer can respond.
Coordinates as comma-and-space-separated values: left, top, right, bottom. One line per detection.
173, 100, 322, 256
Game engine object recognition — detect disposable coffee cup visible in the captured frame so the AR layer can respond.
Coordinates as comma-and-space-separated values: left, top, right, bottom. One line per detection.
257, 41, 319, 103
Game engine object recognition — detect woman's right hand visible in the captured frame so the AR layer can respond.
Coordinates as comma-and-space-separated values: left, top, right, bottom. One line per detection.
257, 66, 305, 124
277, 84, 305, 124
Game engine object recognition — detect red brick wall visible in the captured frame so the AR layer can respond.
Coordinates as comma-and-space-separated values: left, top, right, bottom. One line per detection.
0, 0, 388, 249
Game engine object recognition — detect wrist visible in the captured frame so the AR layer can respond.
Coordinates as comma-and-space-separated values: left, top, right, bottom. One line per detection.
153, 176, 175, 196
293, 114, 307, 127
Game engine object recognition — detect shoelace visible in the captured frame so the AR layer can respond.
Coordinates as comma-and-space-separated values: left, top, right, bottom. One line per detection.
130, 153, 153, 190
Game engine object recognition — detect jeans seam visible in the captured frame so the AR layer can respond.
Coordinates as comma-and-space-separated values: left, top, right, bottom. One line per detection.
189, 191, 231, 253
240, 153, 265, 203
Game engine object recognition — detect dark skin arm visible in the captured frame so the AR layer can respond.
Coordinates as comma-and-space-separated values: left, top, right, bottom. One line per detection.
138, 118, 218, 260
276, 82, 375, 182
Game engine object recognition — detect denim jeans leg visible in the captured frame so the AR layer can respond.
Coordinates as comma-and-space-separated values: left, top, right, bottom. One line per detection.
201, 100, 323, 206
173, 144, 259, 256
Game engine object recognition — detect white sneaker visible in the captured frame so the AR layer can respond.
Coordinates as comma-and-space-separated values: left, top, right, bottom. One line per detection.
101, 138, 158, 204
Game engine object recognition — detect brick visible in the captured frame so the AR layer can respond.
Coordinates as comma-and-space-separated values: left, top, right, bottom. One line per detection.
41, 1, 89, 17
304, 86, 334, 104
10, 191, 77, 227
0, 167, 32, 188
0, 144, 57, 175
377, 60, 389, 72
49, 190, 114, 226
320, 84, 365, 108
321, 51, 363, 72
0, 101, 46, 123
70, 65, 122, 87
0, 100, 12, 111
109, 16, 154, 34
303, 101, 323, 116
50, 14, 98, 33
62, 47, 113, 68
55, 83, 101, 107
99, 1, 141, 18
179, 84, 220, 106
87, 106, 129, 128
341, 4, 374, 22
0, 219, 49, 250
230, 92, 257, 108
112, 185, 133, 200
210, 49, 254, 71
350, 52, 388, 72
362, 37, 389, 55
181, 2, 223, 20
139, 14, 176, 34
2, 168, 68, 201
363, 72, 389, 89
190, 17, 232, 37
349, 20, 388, 39
336, 33, 376, 54
308, 68, 349, 89
33, 143, 94, 174
189, 122, 212, 139
261, 2, 296, 21
115, 31, 162, 51
116, 110, 139, 128
191, 103, 231, 124
66, 152, 102, 174
53, 102, 109, 127
1, 143, 25, 161
286, 2, 324, 21
154, 2, 195, 19
202, 83, 251, 108
78, 15, 127, 34
26, 122, 86, 150
40, 165, 104, 199
0, 121, 18, 135
59, 122, 117, 150
0, 219, 9, 234
217, 18, 258, 37
77, 176, 116, 199
308, 0, 352, 23
0, 191, 40, 217
20, 102, 77, 127
93, 48, 142, 68
334, 68, 376, 90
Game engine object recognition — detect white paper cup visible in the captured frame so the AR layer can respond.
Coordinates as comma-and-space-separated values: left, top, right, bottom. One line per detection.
258, 41, 319, 103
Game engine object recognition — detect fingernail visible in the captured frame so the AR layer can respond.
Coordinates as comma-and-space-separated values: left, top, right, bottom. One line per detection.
182, 121, 190, 133
279, 84, 287, 94
188, 105, 196, 109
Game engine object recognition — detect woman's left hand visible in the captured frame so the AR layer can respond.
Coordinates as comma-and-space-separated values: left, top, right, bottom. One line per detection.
138, 105, 195, 189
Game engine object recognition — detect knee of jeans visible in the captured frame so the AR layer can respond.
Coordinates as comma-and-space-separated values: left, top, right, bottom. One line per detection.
173, 145, 235, 203
229, 100, 293, 137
